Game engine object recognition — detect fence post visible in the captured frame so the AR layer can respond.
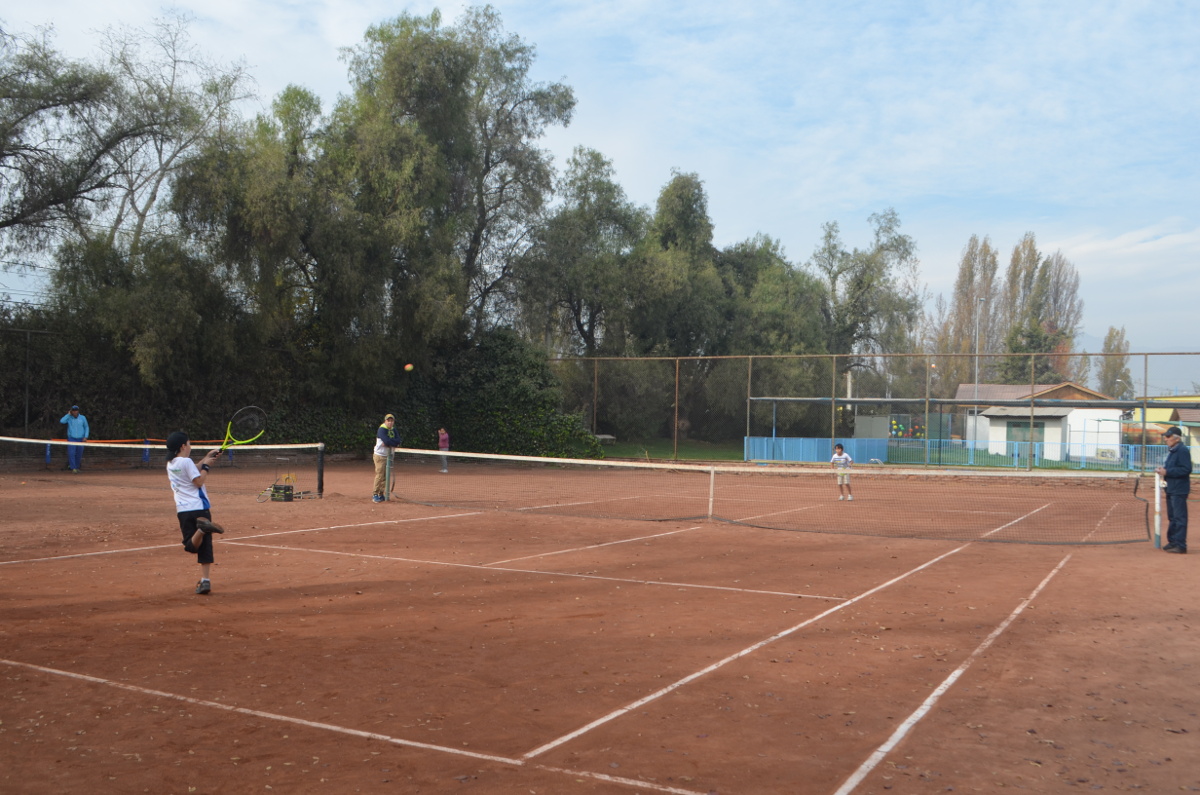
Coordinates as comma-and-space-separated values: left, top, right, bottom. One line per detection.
1140, 354, 1149, 471
1027, 353, 1036, 471
745, 356, 752, 440
592, 359, 599, 436
673, 358, 680, 460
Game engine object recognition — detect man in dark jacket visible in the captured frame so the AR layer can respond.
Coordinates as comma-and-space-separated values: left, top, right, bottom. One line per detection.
1156, 426, 1192, 554
372, 413, 402, 503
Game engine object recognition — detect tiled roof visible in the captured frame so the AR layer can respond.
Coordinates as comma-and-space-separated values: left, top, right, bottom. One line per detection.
981, 407, 1073, 417
954, 383, 1061, 400
952, 382, 1114, 401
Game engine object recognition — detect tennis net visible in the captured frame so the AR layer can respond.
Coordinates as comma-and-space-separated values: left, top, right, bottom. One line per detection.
0, 436, 324, 500
386, 449, 1150, 545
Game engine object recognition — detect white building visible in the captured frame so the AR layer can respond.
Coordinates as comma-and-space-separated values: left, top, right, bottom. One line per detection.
955, 383, 1121, 462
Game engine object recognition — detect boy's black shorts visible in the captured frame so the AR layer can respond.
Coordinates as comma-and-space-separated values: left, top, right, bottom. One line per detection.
178, 509, 215, 564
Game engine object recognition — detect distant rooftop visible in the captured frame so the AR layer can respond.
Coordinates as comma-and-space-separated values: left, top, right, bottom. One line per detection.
952, 382, 1111, 401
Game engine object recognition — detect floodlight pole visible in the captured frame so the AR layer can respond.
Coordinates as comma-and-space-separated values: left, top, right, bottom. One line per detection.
972, 297, 984, 463
924, 358, 935, 465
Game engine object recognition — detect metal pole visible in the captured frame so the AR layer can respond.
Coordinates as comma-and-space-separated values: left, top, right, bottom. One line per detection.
924, 357, 933, 465
745, 356, 752, 439
25, 330, 31, 436
1141, 354, 1149, 471
1028, 354, 1036, 470
592, 359, 599, 435
830, 355, 837, 446
317, 443, 325, 498
673, 358, 680, 460
973, 298, 983, 462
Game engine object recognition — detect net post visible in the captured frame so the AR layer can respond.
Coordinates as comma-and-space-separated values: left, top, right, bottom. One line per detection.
1153, 472, 1162, 548
385, 452, 393, 501
707, 467, 715, 520
317, 443, 325, 498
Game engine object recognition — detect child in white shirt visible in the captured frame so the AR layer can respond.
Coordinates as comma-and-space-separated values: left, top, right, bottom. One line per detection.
831, 444, 854, 501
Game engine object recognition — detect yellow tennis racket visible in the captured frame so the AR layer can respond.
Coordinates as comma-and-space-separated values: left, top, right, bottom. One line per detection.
219, 406, 267, 451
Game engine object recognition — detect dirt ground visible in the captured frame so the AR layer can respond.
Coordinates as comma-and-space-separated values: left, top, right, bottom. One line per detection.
1, 461, 1197, 794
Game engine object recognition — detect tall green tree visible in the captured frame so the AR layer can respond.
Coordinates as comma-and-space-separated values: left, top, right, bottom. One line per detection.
926, 234, 1000, 389
173, 11, 483, 408
997, 324, 1070, 384
450, 7, 575, 332
1097, 326, 1133, 398
699, 234, 827, 439
806, 209, 923, 369
51, 235, 243, 395
86, 13, 251, 255
714, 234, 823, 355
627, 170, 724, 357
997, 232, 1083, 382
515, 146, 645, 354
0, 27, 154, 247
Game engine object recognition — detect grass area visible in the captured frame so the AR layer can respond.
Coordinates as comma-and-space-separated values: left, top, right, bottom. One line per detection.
602, 438, 745, 462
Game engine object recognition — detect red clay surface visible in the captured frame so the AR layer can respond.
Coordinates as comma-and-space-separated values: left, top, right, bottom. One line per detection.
1, 460, 1198, 794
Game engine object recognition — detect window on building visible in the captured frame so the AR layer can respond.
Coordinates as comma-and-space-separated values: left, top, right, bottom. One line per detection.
1006, 421, 1045, 444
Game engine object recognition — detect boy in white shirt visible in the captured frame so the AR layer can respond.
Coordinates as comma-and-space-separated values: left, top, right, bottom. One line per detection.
166, 431, 225, 594
831, 443, 854, 501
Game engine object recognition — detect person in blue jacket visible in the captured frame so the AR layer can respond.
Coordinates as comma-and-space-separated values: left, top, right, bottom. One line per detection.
59, 404, 90, 472
372, 413, 402, 502
1156, 425, 1192, 554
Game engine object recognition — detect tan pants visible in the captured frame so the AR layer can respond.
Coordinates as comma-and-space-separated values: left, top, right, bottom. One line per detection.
373, 453, 392, 497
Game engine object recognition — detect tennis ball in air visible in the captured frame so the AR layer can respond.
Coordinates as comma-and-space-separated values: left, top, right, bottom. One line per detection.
404, 363, 414, 371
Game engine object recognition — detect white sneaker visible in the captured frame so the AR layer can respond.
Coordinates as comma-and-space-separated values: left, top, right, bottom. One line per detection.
848, 495, 854, 501
838, 495, 844, 501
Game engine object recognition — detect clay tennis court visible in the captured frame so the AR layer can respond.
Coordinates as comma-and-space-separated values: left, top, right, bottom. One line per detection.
2, 459, 1197, 793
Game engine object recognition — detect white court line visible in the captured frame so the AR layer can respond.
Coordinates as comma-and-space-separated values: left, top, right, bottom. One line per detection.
0, 655, 713, 795
233, 512, 482, 541
733, 503, 823, 522
227, 541, 839, 600
535, 765, 707, 795
832, 554, 1072, 795
0, 512, 482, 566
1082, 502, 1121, 543
0, 657, 519, 764
486, 526, 702, 565
980, 503, 1050, 539
516, 494, 662, 511
0, 543, 177, 565
521, 542, 972, 760
944, 509, 1011, 516
3, 512, 1034, 793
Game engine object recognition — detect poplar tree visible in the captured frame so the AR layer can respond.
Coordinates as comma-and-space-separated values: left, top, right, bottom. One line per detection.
1097, 326, 1133, 398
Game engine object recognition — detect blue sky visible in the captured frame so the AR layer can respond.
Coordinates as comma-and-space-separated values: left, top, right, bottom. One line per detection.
5, 1, 1199, 388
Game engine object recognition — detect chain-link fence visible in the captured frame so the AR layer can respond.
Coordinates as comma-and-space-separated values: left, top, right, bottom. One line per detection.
552, 352, 1200, 470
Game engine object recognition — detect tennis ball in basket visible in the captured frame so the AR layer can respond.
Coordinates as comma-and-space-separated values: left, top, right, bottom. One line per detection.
404, 363, 414, 371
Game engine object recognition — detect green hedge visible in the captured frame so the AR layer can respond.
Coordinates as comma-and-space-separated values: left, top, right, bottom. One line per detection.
261, 329, 601, 459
